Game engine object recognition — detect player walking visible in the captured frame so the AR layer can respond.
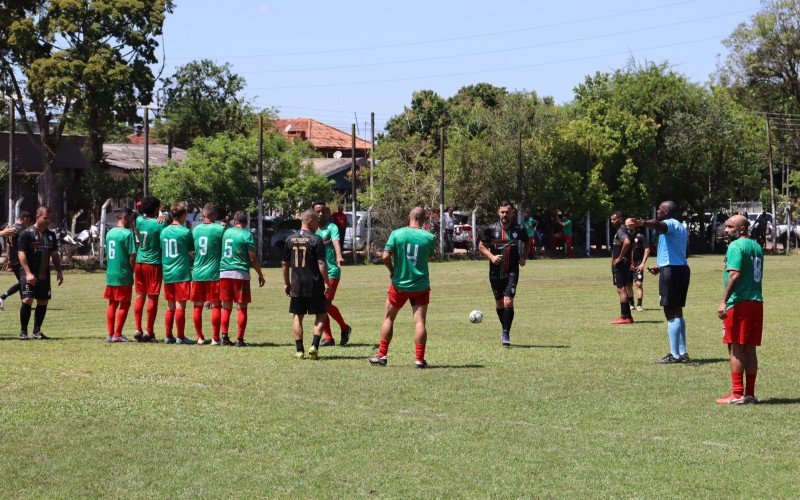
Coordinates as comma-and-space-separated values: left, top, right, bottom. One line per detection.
370, 207, 436, 367
104, 209, 137, 342
17, 206, 63, 340
161, 203, 194, 344
609, 211, 634, 324
627, 219, 650, 312
190, 203, 225, 345
219, 211, 265, 347
283, 210, 330, 359
716, 215, 763, 404
0, 211, 31, 310
133, 196, 168, 342
633, 201, 690, 363
478, 200, 528, 347
313, 203, 351, 346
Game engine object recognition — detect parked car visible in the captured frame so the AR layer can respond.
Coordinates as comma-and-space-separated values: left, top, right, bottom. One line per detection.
451, 211, 473, 250
266, 218, 301, 260
343, 211, 372, 251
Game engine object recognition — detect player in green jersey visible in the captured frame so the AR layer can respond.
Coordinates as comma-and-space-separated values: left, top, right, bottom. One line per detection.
133, 196, 169, 342
104, 209, 137, 342
369, 207, 435, 368
717, 214, 764, 405
190, 203, 225, 345
313, 203, 351, 346
160, 203, 194, 344
219, 211, 265, 346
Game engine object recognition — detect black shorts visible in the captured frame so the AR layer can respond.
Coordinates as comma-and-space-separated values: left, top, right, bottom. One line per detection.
17, 269, 51, 301
612, 260, 631, 287
659, 265, 690, 307
490, 273, 518, 300
289, 296, 327, 315
630, 265, 644, 283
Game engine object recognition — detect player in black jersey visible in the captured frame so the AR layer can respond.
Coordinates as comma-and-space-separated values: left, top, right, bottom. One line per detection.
282, 210, 330, 360
626, 219, 650, 311
0, 211, 31, 310
478, 200, 529, 347
17, 206, 63, 340
610, 211, 633, 324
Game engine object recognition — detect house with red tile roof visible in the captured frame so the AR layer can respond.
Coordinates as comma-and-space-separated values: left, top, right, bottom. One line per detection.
273, 118, 372, 158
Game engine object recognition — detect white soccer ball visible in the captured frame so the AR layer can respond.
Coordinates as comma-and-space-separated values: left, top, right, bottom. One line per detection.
469, 309, 484, 324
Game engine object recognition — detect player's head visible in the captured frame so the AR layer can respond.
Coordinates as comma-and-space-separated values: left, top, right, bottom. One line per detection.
233, 211, 248, 228
140, 196, 161, 217
301, 209, 320, 231
35, 205, 51, 227
610, 210, 624, 228
313, 202, 330, 223
625, 217, 636, 231
657, 201, 677, 221
409, 206, 425, 227
724, 214, 750, 242
202, 203, 219, 222
171, 202, 188, 220
119, 208, 135, 228
498, 200, 513, 224
337, 205, 344, 213
312, 200, 326, 210
17, 211, 31, 227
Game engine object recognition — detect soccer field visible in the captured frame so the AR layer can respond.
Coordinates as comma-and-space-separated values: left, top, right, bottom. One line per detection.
1, 255, 799, 497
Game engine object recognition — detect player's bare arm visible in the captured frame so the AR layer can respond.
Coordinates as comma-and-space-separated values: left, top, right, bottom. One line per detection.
282, 261, 291, 296
0, 226, 17, 237
18, 251, 35, 285
51, 249, 64, 286
718, 269, 741, 319
248, 249, 266, 287
478, 240, 501, 265
614, 237, 631, 266
382, 249, 394, 277
319, 258, 331, 295
638, 247, 651, 271
333, 238, 345, 267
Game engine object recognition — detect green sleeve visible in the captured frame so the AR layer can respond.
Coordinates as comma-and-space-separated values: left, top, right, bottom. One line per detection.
186, 229, 195, 252
385, 231, 396, 252
127, 232, 137, 255
245, 231, 255, 252
726, 243, 742, 271
328, 223, 340, 240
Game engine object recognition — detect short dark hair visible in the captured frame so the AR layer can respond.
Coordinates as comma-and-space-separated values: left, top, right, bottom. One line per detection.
203, 203, 218, 219
36, 205, 51, 217
611, 210, 623, 219
233, 211, 248, 226
171, 202, 188, 219
498, 200, 513, 208
17, 211, 30, 221
312, 200, 326, 208
140, 196, 161, 217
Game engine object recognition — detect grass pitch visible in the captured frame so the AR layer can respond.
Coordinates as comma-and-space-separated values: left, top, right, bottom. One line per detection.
1, 255, 799, 498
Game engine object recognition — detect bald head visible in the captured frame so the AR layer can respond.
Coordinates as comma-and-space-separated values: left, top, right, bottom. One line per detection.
724, 214, 750, 241
409, 207, 425, 227
659, 200, 677, 217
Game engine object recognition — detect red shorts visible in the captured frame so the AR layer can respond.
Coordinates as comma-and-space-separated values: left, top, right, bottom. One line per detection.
219, 278, 251, 304
190, 280, 220, 302
325, 278, 340, 300
387, 283, 430, 308
104, 285, 132, 302
164, 281, 191, 302
723, 301, 763, 346
134, 263, 162, 296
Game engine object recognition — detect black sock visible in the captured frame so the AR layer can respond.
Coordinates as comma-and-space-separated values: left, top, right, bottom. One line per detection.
3, 283, 20, 299
620, 302, 631, 318
295, 339, 304, 352
496, 308, 504, 326
20, 303, 32, 333
628, 298, 635, 307
33, 305, 48, 332
312, 334, 321, 349
637, 298, 642, 307
502, 308, 515, 332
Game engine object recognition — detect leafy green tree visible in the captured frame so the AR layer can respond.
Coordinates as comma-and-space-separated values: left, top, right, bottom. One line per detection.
156, 59, 254, 149
384, 89, 450, 143
263, 134, 334, 215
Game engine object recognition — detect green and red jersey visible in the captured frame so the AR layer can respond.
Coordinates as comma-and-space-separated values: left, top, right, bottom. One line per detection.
192, 222, 225, 282
219, 227, 255, 273
724, 237, 764, 308
135, 215, 169, 265
160, 224, 194, 284
105, 227, 137, 286
384, 227, 435, 291
315, 221, 341, 280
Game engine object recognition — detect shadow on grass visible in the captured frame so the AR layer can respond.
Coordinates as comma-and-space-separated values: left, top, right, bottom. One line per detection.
512, 344, 570, 349
757, 397, 800, 405
685, 358, 727, 365
246, 342, 295, 348
425, 364, 484, 369
630, 320, 663, 324
337, 343, 374, 348
318, 355, 373, 361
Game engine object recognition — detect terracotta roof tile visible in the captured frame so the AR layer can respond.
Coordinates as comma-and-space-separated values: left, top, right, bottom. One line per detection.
274, 118, 371, 151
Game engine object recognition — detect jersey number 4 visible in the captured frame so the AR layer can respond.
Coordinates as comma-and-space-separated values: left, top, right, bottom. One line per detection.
406, 244, 419, 264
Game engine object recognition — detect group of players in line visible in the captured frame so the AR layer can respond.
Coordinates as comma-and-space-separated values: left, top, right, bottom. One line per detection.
1, 198, 766, 400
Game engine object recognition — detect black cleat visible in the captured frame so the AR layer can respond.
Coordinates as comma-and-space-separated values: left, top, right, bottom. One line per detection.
32, 331, 49, 340
320, 338, 335, 347
369, 355, 388, 366
133, 331, 144, 342
19, 331, 29, 340
678, 353, 691, 363
220, 335, 234, 346
658, 353, 681, 364
415, 360, 429, 369
164, 336, 176, 344
234, 339, 248, 347
340, 326, 351, 346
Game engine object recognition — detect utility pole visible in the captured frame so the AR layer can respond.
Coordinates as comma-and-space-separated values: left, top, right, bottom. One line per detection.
6, 95, 14, 226
766, 114, 777, 252
351, 124, 357, 265
517, 131, 523, 225
370, 112, 375, 200
258, 115, 264, 264
143, 107, 150, 196
439, 127, 445, 257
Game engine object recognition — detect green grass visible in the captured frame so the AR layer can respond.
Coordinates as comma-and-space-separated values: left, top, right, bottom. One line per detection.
1, 255, 799, 498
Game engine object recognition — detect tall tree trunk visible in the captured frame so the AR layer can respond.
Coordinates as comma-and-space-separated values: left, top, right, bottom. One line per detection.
37, 133, 62, 226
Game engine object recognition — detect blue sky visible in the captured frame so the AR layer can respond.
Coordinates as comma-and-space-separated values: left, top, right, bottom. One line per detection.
158, 0, 761, 136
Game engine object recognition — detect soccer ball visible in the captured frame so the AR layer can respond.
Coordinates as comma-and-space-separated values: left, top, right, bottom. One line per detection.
469, 310, 484, 324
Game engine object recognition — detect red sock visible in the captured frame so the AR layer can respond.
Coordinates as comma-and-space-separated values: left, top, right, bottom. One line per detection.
237, 308, 247, 340
327, 304, 347, 330
133, 297, 144, 332
731, 372, 744, 396
221, 308, 232, 334
323, 315, 333, 339
378, 338, 390, 358
115, 302, 130, 336
146, 298, 158, 334
106, 300, 118, 335
745, 373, 757, 397
164, 308, 175, 337
211, 306, 221, 341
193, 306, 204, 339
175, 308, 186, 339
415, 343, 426, 363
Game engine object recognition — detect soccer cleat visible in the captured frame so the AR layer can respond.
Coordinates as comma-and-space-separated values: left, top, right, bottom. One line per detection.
0, 297, 5, 310
716, 393, 747, 405
293, 351, 305, 359
106, 335, 114, 343
678, 353, 690, 363
501, 331, 511, 347
19, 331, 29, 340
744, 395, 759, 404
308, 346, 319, 360
657, 353, 681, 364
210, 339, 221, 346
133, 331, 144, 342
340, 326, 351, 346
175, 337, 193, 345
610, 317, 634, 325
369, 355, 388, 366
234, 339, 248, 347
164, 336, 176, 344
415, 360, 429, 369
196, 337, 208, 345
320, 338, 335, 347
111, 335, 131, 343
220, 335, 234, 346
32, 331, 49, 340
636, 305, 643, 312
